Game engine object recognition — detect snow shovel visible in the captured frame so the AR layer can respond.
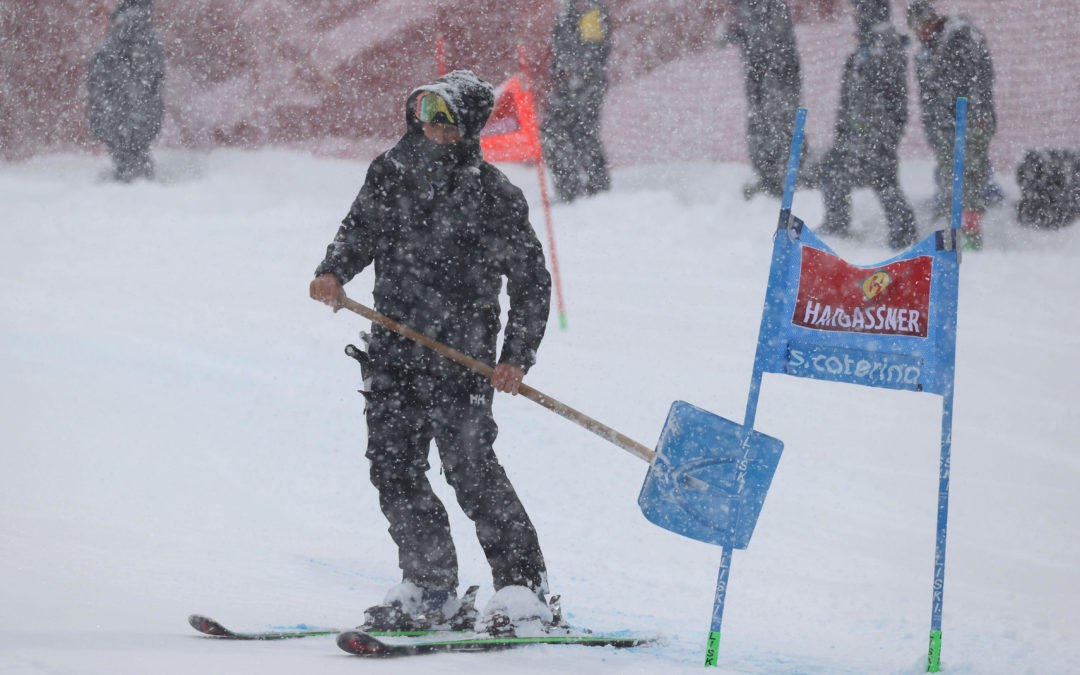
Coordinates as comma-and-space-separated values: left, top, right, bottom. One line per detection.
333, 295, 781, 546
636, 401, 782, 549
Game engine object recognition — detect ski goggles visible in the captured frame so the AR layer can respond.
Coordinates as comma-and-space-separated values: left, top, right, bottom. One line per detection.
416, 92, 456, 125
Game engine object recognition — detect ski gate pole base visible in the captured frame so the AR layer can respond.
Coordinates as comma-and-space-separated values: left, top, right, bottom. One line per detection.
927, 629, 942, 672
705, 630, 721, 667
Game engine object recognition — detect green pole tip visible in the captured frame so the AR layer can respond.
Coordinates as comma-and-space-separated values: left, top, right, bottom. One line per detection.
558, 312, 568, 331
704, 630, 721, 667
927, 629, 942, 672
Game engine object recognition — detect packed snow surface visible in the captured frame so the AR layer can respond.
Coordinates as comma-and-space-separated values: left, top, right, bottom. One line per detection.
2, 149, 1078, 673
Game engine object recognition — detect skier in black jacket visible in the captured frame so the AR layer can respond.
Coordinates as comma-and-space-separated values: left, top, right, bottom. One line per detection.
717, 0, 807, 199
310, 71, 553, 631
541, 0, 612, 202
86, 0, 164, 182
818, 0, 917, 250
907, 0, 996, 248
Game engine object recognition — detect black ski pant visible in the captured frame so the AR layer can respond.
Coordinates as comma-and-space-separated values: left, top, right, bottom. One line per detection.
107, 140, 154, 182
541, 84, 610, 202
819, 144, 916, 248
365, 364, 547, 595
745, 78, 803, 196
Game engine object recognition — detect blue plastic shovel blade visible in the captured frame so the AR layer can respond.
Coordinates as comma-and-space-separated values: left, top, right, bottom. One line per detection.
638, 401, 784, 548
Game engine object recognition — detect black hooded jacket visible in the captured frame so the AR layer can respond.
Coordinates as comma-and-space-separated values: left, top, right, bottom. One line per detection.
727, 0, 800, 102
551, 1, 610, 91
914, 14, 995, 153
316, 71, 552, 373
833, 5, 909, 158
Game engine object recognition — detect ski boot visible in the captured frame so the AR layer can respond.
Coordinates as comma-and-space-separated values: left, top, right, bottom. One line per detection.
360, 583, 479, 632
478, 585, 569, 638
888, 221, 918, 251
961, 210, 984, 250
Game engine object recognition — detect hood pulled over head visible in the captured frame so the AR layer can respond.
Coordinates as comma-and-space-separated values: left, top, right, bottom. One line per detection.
853, 0, 890, 41
113, 0, 152, 18
905, 0, 936, 30
405, 70, 495, 141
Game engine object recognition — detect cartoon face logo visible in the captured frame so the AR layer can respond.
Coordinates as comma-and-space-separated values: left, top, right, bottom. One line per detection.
860, 270, 892, 300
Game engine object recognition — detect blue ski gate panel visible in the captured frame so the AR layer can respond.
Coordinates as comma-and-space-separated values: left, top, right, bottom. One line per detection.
753, 223, 959, 397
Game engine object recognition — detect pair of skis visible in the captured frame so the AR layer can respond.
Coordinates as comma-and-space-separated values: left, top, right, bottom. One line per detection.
188, 613, 656, 658
335, 626, 655, 657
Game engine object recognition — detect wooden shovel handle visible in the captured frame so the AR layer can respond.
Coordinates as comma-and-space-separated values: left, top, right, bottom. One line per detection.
337, 295, 656, 463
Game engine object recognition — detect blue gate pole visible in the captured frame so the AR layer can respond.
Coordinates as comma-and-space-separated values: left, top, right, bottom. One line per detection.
704, 547, 733, 667
704, 108, 807, 668
745, 106, 807, 431
928, 389, 955, 672
949, 97, 968, 233
927, 97, 966, 673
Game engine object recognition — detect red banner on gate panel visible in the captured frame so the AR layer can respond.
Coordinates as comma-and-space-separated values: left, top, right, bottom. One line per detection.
792, 247, 933, 338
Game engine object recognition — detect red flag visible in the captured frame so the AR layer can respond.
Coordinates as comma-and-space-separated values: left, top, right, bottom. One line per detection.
479, 75, 542, 164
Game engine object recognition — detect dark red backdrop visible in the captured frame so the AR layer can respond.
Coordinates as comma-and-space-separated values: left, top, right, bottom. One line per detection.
0, 0, 837, 160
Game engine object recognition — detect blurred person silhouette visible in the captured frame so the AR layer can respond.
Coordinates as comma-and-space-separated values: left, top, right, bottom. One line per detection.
817, 0, 916, 250
716, 0, 810, 199
907, 0, 997, 248
541, 0, 611, 202
87, 0, 164, 182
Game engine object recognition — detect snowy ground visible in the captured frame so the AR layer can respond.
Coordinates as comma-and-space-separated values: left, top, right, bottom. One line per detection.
2, 149, 1078, 674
